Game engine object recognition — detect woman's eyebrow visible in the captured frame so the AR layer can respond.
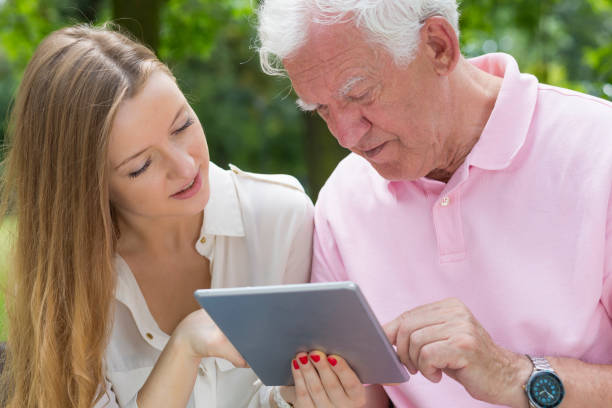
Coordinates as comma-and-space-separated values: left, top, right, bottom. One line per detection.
115, 147, 148, 170
168, 104, 187, 131
114, 104, 188, 170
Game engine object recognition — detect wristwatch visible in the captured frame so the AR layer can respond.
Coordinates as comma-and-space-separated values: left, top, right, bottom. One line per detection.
524, 355, 565, 408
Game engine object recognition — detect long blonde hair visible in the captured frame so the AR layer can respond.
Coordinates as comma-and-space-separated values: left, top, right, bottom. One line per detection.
0, 24, 173, 407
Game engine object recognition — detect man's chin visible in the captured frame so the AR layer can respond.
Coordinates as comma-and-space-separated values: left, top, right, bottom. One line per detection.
370, 162, 418, 182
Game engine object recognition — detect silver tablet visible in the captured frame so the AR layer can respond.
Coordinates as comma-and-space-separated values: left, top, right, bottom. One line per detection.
194, 281, 410, 386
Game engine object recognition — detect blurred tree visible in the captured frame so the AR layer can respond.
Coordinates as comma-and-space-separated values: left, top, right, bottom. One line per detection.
460, 0, 612, 98
112, 0, 164, 51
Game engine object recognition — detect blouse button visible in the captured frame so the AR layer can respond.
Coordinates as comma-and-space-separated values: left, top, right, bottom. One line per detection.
145, 332, 154, 340
200, 236, 207, 244
440, 196, 450, 207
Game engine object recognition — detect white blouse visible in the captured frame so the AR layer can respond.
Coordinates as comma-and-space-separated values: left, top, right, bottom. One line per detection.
97, 163, 314, 407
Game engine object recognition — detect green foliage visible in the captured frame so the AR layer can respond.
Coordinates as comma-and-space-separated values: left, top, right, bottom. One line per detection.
460, 0, 612, 98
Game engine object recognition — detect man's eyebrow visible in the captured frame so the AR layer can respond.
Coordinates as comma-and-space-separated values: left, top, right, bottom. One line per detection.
296, 98, 319, 112
338, 76, 366, 98
294, 77, 366, 112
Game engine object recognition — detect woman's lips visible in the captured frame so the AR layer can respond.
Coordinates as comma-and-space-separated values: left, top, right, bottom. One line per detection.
171, 171, 202, 199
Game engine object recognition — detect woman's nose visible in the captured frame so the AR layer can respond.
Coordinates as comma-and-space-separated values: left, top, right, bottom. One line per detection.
167, 145, 196, 179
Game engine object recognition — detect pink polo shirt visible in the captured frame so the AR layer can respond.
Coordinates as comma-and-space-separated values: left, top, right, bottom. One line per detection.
311, 53, 612, 407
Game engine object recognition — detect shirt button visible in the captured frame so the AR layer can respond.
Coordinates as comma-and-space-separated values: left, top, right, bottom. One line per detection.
200, 236, 207, 244
145, 332, 154, 340
440, 196, 450, 207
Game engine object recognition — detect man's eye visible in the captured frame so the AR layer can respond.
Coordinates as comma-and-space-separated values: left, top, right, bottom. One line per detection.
348, 91, 370, 102
316, 104, 329, 117
129, 159, 151, 178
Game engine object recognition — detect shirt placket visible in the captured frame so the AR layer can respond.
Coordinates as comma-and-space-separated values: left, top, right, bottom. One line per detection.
432, 189, 466, 263
194, 358, 217, 406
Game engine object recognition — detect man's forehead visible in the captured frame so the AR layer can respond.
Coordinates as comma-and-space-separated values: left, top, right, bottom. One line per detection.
283, 22, 373, 83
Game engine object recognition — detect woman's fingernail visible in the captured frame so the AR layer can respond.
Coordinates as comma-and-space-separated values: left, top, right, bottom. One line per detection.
311, 354, 321, 363
293, 359, 299, 369
327, 356, 337, 366
299, 356, 308, 365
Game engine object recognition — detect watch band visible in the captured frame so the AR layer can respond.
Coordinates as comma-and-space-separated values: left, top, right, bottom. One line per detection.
526, 355, 542, 408
529, 356, 554, 372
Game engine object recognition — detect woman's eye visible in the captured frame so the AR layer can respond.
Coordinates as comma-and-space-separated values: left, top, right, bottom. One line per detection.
173, 117, 194, 135
128, 158, 151, 178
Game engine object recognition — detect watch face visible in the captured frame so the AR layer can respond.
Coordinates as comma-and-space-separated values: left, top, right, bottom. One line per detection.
527, 371, 565, 408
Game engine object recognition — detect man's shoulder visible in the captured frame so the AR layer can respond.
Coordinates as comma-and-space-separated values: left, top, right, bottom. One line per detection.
532, 85, 612, 158
537, 84, 612, 119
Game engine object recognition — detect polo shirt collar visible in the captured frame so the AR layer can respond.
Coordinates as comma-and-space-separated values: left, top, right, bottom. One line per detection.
465, 53, 539, 170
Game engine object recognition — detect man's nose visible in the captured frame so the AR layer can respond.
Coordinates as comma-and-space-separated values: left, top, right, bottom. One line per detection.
326, 105, 371, 149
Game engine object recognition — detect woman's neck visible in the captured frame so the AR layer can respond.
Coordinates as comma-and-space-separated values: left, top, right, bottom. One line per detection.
116, 211, 204, 257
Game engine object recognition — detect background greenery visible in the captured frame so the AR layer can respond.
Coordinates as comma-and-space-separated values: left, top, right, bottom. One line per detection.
0, 0, 611, 338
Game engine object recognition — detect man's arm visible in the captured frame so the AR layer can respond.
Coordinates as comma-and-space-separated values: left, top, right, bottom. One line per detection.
543, 357, 612, 407
384, 298, 612, 408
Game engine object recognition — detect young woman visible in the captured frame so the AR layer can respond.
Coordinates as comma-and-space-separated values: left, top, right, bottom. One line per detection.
0, 25, 366, 408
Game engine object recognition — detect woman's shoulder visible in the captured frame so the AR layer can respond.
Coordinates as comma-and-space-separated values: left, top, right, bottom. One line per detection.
211, 163, 313, 217
227, 163, 305, 193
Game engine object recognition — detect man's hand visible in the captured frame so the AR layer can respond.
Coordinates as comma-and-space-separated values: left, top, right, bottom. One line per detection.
383, 298, 532, 407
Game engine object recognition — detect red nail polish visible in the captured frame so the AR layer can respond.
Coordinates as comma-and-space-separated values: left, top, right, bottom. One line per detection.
299, 356, 308, 365
328, 356, 337, 366
293, 359, 299, 370
311, 354, 321, 363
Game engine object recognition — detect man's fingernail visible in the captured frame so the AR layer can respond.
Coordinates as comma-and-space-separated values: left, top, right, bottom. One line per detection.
327, 356, 337, 366
293, 359, 299, 369
311, 354, 321, 363
299, 356, 308, 365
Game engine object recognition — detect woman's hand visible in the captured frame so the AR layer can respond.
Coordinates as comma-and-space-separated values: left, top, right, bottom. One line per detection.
280, 351, 366, 408
172, 308, 247, 368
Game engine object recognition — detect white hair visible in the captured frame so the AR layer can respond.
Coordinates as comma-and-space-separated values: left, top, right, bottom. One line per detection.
256, 0, 460, 76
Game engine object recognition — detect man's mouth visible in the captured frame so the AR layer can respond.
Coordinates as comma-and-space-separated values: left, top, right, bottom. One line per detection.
364, 141, 388, 159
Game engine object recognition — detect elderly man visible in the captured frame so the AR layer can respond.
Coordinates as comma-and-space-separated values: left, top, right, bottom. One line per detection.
257, 0, 612, 407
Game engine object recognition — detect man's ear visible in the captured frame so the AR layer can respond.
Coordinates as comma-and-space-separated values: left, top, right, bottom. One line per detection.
419, 16, 460, 76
